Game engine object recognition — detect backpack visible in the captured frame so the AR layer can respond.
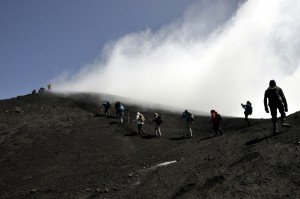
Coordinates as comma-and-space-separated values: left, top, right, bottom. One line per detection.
139, 114, 145, 122
156, 115, 163, 124
217, 114, 222, 121
106, 101, 111, 108
248, 106, 253, 115
189, 113, 195, 122
268, 87, 281, 102
119, 105, 125, 111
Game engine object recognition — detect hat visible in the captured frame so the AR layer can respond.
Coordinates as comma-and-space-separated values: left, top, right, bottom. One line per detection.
246, 101, 252, 105
211, 110, 216, 113
137, 112, 140, 115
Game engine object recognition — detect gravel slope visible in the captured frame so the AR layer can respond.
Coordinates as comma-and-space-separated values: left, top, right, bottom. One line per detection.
0, 93, 299, 198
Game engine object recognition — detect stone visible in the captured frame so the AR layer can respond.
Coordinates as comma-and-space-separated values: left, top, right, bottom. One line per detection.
30, 189, 37, 193
12, 107, 22, 113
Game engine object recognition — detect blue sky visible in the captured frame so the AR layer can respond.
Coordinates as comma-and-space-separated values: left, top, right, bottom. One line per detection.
0, 0, 197, 99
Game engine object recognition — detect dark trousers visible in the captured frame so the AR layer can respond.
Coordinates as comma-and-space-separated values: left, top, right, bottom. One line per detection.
270, 102, 286, 125
244, 113, 250, 126
269, 102, 286, 133
137, 124, 144, 134
104, 109, 110, 117
213, 123, 223, 136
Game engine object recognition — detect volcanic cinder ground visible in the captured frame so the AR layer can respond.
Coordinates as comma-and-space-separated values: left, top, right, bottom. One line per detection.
0, 92, 299, 199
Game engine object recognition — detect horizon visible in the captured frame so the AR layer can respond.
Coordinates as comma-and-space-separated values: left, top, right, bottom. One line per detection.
4, 90, 297, 120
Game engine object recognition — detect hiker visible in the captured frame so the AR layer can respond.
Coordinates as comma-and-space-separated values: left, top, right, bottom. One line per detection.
101, 101, 111, 117
150, 113, 163, 138
115, 101, 125, 123
132, 112, 145, 134
47, 83, 52, 91
211, 110, 224, 136
264, 80, 290, 134
38, 87, 45, 93
181, 110, 194, 138
241, 101, 253, 126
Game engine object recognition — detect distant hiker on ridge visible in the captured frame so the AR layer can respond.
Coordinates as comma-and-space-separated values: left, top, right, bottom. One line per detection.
181, 110, 194, 138
241, 101, 253, 126
101, 101, 111, 117
115, 101, 125, 123
150, 113, 163, 138
47, 83, 52, 91
264, 80, 290, 134
132, 112, 145, 134
211, 110, 223, 136
38, 87, 46, 93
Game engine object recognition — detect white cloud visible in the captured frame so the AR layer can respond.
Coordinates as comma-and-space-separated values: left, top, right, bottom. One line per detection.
54, 0, 300, 118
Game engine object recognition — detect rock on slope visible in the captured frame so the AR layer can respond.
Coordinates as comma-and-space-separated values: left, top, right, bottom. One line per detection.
0, 93, 299, 198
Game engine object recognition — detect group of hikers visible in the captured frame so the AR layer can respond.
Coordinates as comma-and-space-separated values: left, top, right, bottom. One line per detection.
100, 101, 163, 137
32, 83, 52, 94
100, 80, 290, 138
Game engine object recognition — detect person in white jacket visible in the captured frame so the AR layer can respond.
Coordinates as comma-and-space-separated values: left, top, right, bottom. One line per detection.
132, 112, 145, 134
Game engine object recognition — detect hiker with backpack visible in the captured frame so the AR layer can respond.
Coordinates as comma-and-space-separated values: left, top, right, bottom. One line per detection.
115, 101, 125, 123
211, 110, 224, 136
181, 110, 194, 138
101, 101, 111, 117
264, 80, 290, 134
150, 113, 163, 138
241, 101, 253, 126
132, 112, 145, 134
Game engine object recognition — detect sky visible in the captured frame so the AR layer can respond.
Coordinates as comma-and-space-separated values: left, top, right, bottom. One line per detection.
0, 0, 196, 98
1, 0, 300, 118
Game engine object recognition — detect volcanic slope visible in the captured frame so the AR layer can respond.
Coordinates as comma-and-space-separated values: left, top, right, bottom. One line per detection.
0, 93, 299, 199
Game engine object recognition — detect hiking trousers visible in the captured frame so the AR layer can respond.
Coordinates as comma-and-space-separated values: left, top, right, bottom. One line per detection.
137, 124, 144, 134
244, 113, 250, 126
118, 112, 124, 123
213, 123, 223, 136
155, 124, 161, 137
187, 122, 192, 137
104, 109, 110, 117
269, 102, 286, 131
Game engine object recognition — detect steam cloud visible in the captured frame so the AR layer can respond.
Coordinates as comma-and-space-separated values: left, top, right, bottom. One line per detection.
54, 0, 300, 118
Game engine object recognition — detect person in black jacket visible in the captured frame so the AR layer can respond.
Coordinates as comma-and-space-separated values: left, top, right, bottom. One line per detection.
101, 101, 111, 117
264, 80, 290, 134
241, 101, 252, 126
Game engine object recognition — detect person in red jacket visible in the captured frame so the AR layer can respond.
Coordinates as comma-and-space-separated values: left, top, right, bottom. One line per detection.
211, 110, 223, 136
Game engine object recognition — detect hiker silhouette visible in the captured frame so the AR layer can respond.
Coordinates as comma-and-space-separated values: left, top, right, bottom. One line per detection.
264, 80, 290, 134
241, 101, 252, 126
